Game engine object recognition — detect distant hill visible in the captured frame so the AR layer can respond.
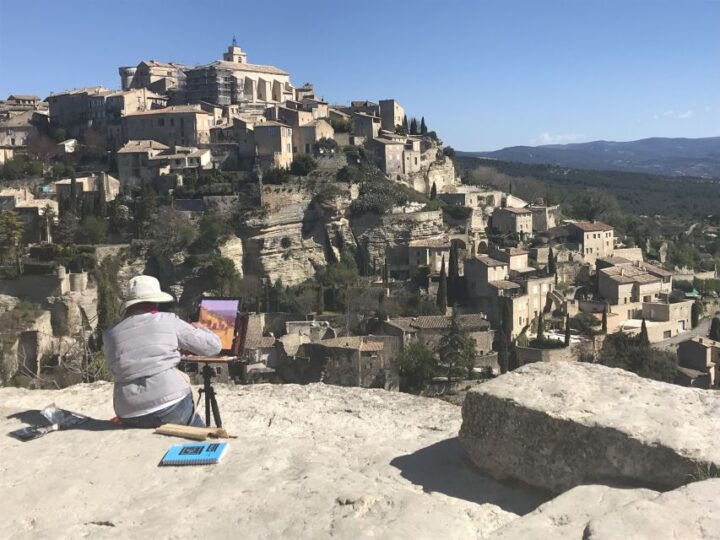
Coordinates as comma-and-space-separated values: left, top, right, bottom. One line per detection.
460, 137, 720, 178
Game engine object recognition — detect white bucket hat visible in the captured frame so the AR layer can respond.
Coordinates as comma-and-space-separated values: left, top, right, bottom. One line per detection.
121, 275, 175, 314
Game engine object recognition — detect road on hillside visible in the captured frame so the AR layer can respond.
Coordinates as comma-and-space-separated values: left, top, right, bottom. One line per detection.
654, 318, 712, 351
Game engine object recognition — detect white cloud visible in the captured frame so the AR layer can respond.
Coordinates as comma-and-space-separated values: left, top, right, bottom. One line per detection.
652, 109, 695, 120
532, 132, 586, 145
677, 110, 694, 119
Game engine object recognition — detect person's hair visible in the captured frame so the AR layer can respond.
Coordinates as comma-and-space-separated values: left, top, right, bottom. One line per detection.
125, 302, 159, 317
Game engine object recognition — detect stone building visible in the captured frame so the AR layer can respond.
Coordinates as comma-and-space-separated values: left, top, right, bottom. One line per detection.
117, 139, 212, 187
529, 204, 560, 232
408, 236, 451, 274
678, 336, 719, 388
492, 206, 533, 236
119, 60, 188, 95
184, 41, 294, 106
0, 109, 48, 148
254, 121, 293, 169
352, 112, 381, 140
566, 220, 614, 263
53, 173, 120, 203
46, 86, 111, 136
378, 99, 404, 131
368, 137, 405, 178
122, 105, 214, 146
382, 314, 494, 354
0, 188, 57, 243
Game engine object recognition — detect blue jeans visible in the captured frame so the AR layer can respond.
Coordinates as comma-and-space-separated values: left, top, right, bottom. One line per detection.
120, 393, 206, 428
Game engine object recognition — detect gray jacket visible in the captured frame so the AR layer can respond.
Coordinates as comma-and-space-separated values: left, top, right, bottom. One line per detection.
104, 312, 222, 418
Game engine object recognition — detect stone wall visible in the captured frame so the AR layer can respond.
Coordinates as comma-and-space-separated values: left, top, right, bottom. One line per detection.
515, 345, 575, 366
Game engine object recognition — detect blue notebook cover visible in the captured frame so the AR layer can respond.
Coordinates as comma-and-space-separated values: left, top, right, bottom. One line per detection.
160, 442, 228, 466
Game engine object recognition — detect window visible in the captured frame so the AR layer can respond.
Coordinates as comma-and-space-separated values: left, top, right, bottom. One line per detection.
158, 119, 164, 126
170, 119, 175, 126
663, 330, 671, 339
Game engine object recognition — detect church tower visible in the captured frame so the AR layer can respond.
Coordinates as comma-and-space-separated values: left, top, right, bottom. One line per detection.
223, 36, 247, 64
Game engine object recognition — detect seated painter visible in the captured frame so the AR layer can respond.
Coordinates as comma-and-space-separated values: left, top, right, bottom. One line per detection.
104, 275, 222, 428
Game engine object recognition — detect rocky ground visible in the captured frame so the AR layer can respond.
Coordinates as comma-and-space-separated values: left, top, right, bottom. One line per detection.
1, 382, 546, 539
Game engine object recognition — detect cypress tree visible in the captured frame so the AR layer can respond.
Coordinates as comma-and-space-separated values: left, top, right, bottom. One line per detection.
497, 325, 508, 374
640, 318, 650, 346
96, 173, 107, 217
709, 317, 720, 341
564, 314, 571, 346
548, 246, 556, 276
410, 117, 418, 135
448, 243, 459, 307
382, 258, 389, 287
402, 115, 408, 130
691, 301, 700, 329
420, 117, 427, 135
316, 284, 324, 315
501, 297, 513, 340
601, 304, 608, 334
437, 256, 447, 312
430, 181, 437, 200
537, 312, 545, 341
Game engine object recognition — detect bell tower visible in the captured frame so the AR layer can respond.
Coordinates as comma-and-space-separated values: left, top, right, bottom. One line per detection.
223, 36, 247, 64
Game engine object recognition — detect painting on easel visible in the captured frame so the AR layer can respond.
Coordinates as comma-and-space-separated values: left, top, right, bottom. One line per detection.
197, 298, 241, 353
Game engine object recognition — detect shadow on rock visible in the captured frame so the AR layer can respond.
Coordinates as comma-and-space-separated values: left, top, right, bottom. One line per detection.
7, 409, 120, 433
390, 437, 550, 515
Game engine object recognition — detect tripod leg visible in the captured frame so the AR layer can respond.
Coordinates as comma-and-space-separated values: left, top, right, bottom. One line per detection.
209, 386, 222, 428
203, 365, 212, 427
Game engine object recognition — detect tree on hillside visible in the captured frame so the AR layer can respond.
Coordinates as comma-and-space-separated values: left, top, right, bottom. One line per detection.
316, 284, 324, 315
290, 154, 317, 176
536, 312, 545, 341
0, 210, 24, 274
691, 301, 701, 329
501, 297, 513, 340
402, 115, 409, 131
410, 117, 418, 135
448, 243, 459, 307
497, 325, 509, 374
596, 331, 677, 383
397, 340, 438, 393
601, 304, 608, 334
640, 318, 650, 346
710, 317, 720, 341
41, 204, 56, 243
437, 308, 476, 382
430, 181, 437, 200
420, 117, 427, 135
56, 211, 79, 246
548, 246, 557, 277
382, 257, 389, 287
436, 256, 447, 312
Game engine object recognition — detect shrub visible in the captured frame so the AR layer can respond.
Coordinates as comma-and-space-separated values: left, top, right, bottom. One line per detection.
330, 116, 352, 133
314, 137, 338, 153
290, 154, 318, 176
262, 167, 290, 185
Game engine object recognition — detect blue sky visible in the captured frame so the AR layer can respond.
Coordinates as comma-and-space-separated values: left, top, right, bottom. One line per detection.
1, 0, 718, 150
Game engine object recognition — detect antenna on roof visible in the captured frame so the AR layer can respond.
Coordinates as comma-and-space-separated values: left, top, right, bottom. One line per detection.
232, 35, 237, 46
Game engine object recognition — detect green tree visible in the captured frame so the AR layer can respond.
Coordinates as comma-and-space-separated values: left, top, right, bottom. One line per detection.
420, 117, 427, 135
206, 256, 240, 296
316, 284, 324, 315
709, 317, 720, 341
537, 312, 545, 340
691, 301, 701, 329
448, 243, 459, 307
640, 318, 650, 346
497, 325, 509, 374
0, 211, 24, 274
382, 257, 389, 287
597, 331, 677, 383
290, 154, 318, 176
548, 246, 557, 277
437, 308, 476, 382
56, 211, 79, 245
397, 340, 438, 393
147, 207, 198, 258
410, 117, 418, 135
501, 297, 513, 339
436, 256, 447, 312
430, 181, 437, 200
77, 215, 107, 244
93, 255, 122, 347
402, 115, 408, 131
601, 304, 608, 334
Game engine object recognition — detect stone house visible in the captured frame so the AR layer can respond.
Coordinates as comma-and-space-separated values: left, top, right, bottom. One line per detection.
598, 262, 673, 305
529, 204, 560, 232
0, 109, 47, 148
408, 236, 451, 274
119, 60, 188, 94
368, 137, 405, 178
53, 173, 120, 204
566, 220, 614, 263
0, 188, 58, 243
492, 206, 533, 236
298, 335, 400, 389
382, 314, 494, 354
47, 86, 111, 136
378, 99, 404, 131
352, 112, 381, 140
254, 121, 293, 169
116, 140, 170, 186
350, 100, 380, 116
677, 336, 719, 388
294, 119, 334, 155
122, 105, 214, 147
104, 88, 167, 123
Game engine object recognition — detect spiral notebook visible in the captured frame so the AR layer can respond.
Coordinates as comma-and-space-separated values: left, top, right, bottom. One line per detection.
160, 442, 229, 466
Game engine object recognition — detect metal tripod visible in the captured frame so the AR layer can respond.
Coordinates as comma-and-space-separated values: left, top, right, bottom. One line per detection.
197, 363, 222, 428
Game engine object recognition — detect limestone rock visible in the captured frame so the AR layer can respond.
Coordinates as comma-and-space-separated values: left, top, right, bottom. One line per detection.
583, 479, 720, 539
0, 294, 19, 313
218, 234, 244, 277
487, 485, 658, 539
0, 383, 545, 539
459, 362, 720, 493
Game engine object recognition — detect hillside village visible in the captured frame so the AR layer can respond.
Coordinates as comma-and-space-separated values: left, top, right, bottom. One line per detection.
1, 39, 720, 394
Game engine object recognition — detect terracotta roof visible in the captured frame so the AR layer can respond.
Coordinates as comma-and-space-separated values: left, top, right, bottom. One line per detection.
8, 94, 40, 101
318, 336, 385, 352
255, 120, 290, 128
124, 105, 209, 117
601, 266, 661, 285
475, 255, 507, 267
409, 236, 450, 249
567, 220, 613, 232
643, 264, 673, 278
48, 86, 110, 97
117, 140, 170, 153
372, 137, 404, 146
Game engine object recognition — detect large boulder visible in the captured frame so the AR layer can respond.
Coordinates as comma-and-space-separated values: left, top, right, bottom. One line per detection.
459, 362, 720, 493
487, 485, 658, 539
583, 479, 720, 539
